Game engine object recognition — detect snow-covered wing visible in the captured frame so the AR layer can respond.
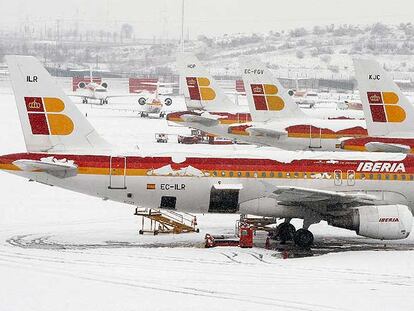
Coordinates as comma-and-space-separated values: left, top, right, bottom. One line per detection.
67, 94, 95, 99
104, 94, 142, 100
268, 185, 375, 207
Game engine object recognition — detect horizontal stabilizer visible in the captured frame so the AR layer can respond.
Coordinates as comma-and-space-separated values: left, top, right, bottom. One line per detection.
365, 142, 411, 154
180, 113, 221, 127
13, 159, 78, 178
246, 127, 287, 138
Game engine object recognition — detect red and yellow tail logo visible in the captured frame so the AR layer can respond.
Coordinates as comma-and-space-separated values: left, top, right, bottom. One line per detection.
251, 84, 285, 111
186, 77, 216, 101
24, 97, 74, 135
367, 91, 405, 122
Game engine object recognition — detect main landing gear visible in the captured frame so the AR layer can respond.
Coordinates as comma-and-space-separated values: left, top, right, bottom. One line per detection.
271, 220, 314, 248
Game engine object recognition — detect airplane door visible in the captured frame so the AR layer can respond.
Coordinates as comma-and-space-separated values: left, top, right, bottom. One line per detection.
334, 169, 342, 186
208, 187, 239, 213
238, 113, 247, 124
109, 156, 127, 189
309, 125, 322, 149
347, 170, 355, 186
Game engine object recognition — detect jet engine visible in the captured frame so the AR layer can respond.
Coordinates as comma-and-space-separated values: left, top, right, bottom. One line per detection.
138, 97, 146, 105
78, 82, 86, 89
164, 97, 173, 106
329, 205, 412, 240
101, 82, 108, 89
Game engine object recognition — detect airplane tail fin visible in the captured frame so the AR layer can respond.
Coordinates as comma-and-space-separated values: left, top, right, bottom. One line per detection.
177, 53, 238, 112
353, 58, 414, 136
6, 55, 109, 153
240, 58, 306, 122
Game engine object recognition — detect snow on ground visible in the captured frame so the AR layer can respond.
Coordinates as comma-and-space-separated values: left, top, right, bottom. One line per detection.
1, 82, 414, 311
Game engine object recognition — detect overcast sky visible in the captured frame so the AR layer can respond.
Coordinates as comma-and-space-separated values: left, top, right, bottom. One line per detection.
0, 0, 413, 38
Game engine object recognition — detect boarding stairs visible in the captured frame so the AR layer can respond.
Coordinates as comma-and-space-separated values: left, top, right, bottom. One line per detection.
134, 207, 199, 235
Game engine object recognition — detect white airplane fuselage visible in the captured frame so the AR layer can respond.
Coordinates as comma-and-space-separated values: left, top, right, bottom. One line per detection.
1, 151, 413, 217
170, 115, 368, 151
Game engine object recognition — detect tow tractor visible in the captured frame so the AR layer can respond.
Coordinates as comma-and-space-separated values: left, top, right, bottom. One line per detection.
204, 224, 253, 248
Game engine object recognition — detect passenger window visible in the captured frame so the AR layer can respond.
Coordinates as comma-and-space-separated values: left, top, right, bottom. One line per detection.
213, 171, 218, 177
229, 171, 234, 177
393, 174, 398, 180
286, 172, 290, 178
261, 172, 266, 178
245, 172, 250, 177
410, 175, 414, 181
294, 172, 299, 178
237, 172, 242, 177
369, 174, 373, 180
221, 171, 226, 177
278, 172, 283, 178
385, 175, 390, 180
253, 172, 258, 178
377, 174, 382, 180
361, 173, 365, 179
402, 175, 406, 180
270, 172, 274, 178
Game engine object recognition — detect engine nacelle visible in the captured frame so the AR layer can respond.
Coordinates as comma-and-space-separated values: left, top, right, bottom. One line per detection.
329, 205, 412, 240
164, 97, 173, 106
101, 82, 108, 89
78, 81, 86, 89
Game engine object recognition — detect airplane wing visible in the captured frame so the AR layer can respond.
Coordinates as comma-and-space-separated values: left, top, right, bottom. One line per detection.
365, 142, 411, 154
104, 94, 143, 100
67, 94, 95, 99
246, 127, 287, 138
265, 183, 376, 208
180, 113, 221, 126
13, 159, 78, 178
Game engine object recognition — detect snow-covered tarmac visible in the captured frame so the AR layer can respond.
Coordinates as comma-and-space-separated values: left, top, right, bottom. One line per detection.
0, 84, 414, 311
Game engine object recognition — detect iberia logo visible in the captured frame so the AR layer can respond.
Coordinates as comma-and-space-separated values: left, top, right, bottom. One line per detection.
367, 91, 405, 122
24, 97, 74, 135
186, 77, 216, 101
250, 84, 285, 111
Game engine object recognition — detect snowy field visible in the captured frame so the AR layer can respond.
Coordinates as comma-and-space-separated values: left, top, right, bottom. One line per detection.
1, 82, 414, 311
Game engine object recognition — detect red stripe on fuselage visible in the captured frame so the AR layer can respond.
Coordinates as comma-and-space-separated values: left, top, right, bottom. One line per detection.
0, 153, 412, 174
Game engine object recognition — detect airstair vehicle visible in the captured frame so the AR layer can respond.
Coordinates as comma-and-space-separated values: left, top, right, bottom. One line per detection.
134, 207, 199, 235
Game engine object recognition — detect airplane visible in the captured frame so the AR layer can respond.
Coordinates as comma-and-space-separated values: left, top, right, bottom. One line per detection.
68, 67, 140, 105
169, 57, 368, 150
340, 59, 414, 154
1, 55, 414, 248
134, 81, 175, 118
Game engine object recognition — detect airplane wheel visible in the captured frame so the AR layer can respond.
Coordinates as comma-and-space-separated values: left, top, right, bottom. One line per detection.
294, 229, 314, 248
277, 222, 296, 242
160, 112, 165, 118
139, 230, 144, 235
82, 98, 88, 104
